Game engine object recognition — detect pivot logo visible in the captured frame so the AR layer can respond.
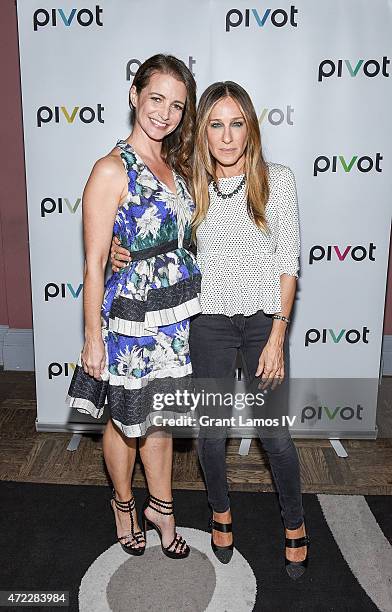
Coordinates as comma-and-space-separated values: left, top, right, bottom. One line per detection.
301, 404, 363, 423
259, 105, 294, 126
37, 105, 104, 127
45, 283, 83, 301
33, 6, 103, 31
226, 6, 298, 31
126, 56, 197, 80
318, 57, 390, 82
48, 362, 76, 379
41, 197, 81, 217
305, 327, 370, 347
313, 154, 382, 176
309, 243, 376, 264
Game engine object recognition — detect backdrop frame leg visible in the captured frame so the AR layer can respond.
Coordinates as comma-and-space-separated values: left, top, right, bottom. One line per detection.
239, 438, 252, 456
329, 438, 348, 458
67, 433, 82, 452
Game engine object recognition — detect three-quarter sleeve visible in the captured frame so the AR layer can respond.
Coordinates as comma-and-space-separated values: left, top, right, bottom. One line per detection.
275, 166, 300, 278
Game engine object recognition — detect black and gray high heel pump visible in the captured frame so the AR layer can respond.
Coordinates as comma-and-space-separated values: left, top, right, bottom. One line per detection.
285, 532, 310, 579
142, 494, 190, 559
110, 490, 146, 556
209, 517, 234, 564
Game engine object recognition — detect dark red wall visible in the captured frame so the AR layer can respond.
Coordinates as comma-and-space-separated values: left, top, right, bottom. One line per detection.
0, 0, 391, 333
0, 0, 32, 329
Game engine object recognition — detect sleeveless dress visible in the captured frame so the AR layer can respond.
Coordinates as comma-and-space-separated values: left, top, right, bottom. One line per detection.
66, 140, 202, 437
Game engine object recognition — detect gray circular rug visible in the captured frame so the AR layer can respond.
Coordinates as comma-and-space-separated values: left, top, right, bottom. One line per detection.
79, 527, 257, 611
107, 546, 215, 611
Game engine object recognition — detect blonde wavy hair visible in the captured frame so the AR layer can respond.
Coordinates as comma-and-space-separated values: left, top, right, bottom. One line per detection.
192, 81, 269, 240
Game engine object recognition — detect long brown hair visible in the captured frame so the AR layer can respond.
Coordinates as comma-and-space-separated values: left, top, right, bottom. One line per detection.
130, 54, 196, 184
192, 81, 269, 238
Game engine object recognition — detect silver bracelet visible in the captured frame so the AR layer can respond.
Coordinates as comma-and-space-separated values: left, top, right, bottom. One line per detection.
272, 314, 291, 324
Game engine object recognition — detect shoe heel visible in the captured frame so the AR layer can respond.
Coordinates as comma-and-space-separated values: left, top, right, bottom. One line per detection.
142, 515, 152, 539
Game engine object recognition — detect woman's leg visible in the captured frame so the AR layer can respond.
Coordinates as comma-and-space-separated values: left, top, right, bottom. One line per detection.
241, 310, 307, 561
103, 418, 144, 548
139, 429, 177, 549
190, 314, 239, 546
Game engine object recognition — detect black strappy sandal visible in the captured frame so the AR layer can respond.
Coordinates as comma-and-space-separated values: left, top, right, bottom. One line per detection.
110, 490, 146, 556
142, 494, 190, 559
209, 517, 234, 564
285, 532, 310, 579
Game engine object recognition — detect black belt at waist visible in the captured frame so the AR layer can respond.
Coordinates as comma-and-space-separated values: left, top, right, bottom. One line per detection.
127, 238, 192, 261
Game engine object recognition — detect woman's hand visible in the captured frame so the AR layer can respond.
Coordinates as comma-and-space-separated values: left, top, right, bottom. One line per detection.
255, 338, 284, 391
111, 236, 131, 272
81, 336, 106, 380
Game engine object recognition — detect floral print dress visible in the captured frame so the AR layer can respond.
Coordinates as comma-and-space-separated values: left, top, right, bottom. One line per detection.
66, 140, 201, 437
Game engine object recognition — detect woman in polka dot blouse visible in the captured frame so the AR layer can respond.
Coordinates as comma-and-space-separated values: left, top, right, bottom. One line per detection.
111, 81, 309, 579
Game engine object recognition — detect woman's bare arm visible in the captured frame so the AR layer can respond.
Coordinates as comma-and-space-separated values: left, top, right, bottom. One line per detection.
81, 156, 125, 379
255, 274, 296, 385
255, 167, 300, 385
268, 274, 296, 347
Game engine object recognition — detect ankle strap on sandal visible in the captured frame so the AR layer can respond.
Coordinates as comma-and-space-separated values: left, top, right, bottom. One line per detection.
209, 517, 232, 533
148, 494, 174, 515
285, 535, 310, 548
112, 490, 136, 513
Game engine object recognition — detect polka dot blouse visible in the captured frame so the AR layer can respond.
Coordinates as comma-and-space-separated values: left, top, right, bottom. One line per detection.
196, 163, 300, 317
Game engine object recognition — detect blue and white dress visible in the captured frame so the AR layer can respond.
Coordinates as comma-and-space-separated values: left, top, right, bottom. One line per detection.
66, 140, 202, 437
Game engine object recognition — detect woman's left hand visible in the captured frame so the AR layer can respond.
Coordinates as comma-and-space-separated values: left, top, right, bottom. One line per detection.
111, 235, 131, 272
255, 340, 284, 391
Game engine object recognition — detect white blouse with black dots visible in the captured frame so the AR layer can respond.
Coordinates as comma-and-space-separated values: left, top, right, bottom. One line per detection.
196, 163, 300, 317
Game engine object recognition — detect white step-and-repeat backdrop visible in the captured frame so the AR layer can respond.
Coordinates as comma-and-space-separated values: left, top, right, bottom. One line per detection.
17, 0, 391, 437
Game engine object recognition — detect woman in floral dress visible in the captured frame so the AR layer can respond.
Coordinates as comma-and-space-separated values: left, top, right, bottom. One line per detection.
66, 55, 201, 558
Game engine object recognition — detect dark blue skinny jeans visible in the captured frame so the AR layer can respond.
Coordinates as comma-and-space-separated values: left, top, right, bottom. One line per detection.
189, 310, 304, 530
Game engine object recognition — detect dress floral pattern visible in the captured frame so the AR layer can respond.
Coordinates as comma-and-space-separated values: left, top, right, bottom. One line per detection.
66, 140, 201, 437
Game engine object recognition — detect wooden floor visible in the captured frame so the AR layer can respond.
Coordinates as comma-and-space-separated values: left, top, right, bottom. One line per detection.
1, 371, 391, 494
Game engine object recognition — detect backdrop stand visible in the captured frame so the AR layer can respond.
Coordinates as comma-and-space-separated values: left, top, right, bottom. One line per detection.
17, 0, 391, 444
238, 439, 252, 456
66, 433, 82, 452
330, 439, 348, 458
